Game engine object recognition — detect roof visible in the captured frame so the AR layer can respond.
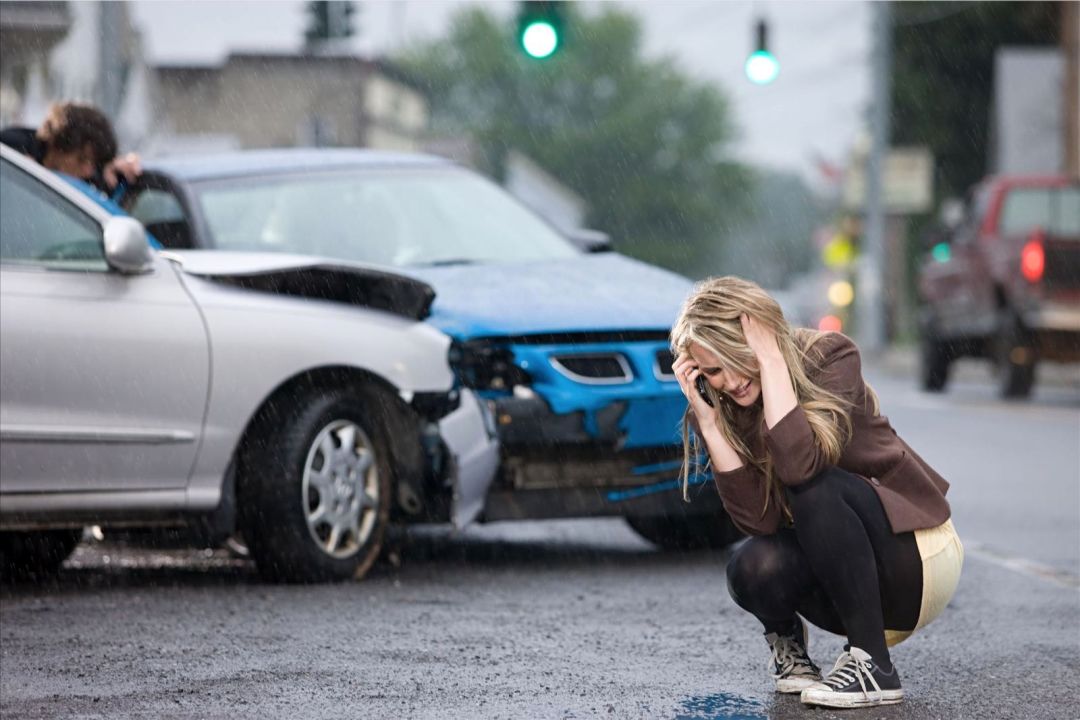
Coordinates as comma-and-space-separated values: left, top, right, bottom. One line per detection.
143, 148, 452, 182
155, 52, 428, 95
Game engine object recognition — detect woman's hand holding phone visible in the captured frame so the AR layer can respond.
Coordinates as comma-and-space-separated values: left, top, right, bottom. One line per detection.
672, 353, 716, 418
673, 353, 744, 473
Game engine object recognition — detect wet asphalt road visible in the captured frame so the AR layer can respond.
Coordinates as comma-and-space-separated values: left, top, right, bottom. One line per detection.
1, 363, 1078, 720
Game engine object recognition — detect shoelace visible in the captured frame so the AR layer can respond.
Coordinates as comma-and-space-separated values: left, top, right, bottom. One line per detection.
820, 650, 882, 697
767, 635, 819, 679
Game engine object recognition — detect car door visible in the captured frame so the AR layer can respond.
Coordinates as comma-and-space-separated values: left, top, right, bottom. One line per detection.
0, 156, 210, 493
121, 174, 197, 249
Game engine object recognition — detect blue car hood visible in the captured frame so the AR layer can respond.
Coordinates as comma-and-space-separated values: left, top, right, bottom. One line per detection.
402, 254, 692, 339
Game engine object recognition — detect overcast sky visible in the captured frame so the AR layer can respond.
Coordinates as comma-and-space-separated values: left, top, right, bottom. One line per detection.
131, 1, 872, 185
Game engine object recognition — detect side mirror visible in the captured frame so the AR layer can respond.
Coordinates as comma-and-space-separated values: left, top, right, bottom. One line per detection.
567, 228, 613, 253
103, 216, 154, 274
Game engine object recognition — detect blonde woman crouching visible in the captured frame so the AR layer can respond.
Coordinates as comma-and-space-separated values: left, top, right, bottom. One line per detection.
671, 276, 963, 709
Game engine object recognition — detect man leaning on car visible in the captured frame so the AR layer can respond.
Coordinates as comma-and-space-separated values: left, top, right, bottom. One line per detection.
1, 101, 142, 192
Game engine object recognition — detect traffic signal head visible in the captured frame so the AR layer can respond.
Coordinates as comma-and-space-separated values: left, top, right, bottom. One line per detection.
931, 241, 951, 264
518, 1, 564, 60
305, 1, 356, 43
745, 19, 779, 85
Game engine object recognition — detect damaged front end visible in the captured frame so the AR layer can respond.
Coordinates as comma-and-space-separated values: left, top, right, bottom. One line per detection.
449, 333, 722, 522
167, 250, 501, 530
408, 388, 499, 528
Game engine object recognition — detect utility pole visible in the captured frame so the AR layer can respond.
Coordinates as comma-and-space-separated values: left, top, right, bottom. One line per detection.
857, 1, 892, 353
98, 1, 126, 119
1065, 1, 1079, 177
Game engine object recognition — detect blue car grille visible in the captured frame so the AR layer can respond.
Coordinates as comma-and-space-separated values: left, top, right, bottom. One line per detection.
654, 349, 676, 379
550, 353, 632, 384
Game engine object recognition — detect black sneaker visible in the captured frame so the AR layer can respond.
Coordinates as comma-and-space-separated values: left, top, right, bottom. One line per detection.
765, 617, 821, 694
800, 646, 903, 708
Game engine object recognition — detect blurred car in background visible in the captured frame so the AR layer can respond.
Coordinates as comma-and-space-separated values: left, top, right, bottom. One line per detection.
0, 145, 497, 582
117, 149, 740, 549
917, 175, 1080, 398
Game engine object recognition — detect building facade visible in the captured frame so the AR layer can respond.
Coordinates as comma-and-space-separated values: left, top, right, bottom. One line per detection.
0, 1, 71, 125
154, 53, 428, 153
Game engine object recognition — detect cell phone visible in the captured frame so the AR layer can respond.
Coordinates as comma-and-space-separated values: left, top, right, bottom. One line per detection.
695, 375, 714, 407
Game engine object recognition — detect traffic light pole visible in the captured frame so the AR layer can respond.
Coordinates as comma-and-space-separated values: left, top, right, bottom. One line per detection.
857, 1, 892, 354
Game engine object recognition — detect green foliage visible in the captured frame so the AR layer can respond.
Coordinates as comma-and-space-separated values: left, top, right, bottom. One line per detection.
891, 1, 1060, 202
396, 5, 752, 275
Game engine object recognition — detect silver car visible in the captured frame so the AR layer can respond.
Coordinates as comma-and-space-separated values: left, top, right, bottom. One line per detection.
0, 145, 498, 583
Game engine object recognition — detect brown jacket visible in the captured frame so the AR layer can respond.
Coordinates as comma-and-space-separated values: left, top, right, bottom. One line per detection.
706, 332, 951, 536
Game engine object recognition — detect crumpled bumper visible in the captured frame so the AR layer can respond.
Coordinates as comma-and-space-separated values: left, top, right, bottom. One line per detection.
436, 389, 499, 528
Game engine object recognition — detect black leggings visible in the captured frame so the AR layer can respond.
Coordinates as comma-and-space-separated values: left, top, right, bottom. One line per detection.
725, 467, 923, 670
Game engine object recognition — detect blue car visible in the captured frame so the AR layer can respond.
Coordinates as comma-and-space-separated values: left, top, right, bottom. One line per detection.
119, 149, 740, 549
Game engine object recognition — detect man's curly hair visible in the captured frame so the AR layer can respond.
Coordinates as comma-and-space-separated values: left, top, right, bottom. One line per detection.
36, 102, 118, 171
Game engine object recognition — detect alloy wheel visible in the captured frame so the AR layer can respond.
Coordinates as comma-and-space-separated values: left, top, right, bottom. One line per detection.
300, 420, 380, 559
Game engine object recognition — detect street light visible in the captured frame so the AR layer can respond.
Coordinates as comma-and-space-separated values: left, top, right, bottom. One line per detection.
828, 280, 856, 308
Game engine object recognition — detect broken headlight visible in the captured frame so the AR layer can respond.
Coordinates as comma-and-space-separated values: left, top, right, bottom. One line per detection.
448, 340, 532, 391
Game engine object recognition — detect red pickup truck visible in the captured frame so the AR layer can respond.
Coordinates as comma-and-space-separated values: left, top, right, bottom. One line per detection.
917, 175, 1080, 398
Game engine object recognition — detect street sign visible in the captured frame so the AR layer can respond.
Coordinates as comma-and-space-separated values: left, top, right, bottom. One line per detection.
843, 146, 934, 214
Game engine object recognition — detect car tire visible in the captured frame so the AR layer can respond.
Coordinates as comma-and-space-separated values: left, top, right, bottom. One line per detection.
995, 310, 1036, 399
237, 386, 394, 583
0, 529, 81, 580
626, 513, 743, 551
919, 325, 953, 392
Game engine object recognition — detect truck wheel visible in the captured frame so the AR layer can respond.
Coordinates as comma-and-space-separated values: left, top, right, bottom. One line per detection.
995, 311, 1036, 399
237, 387, 393, 583
919, 327, 952, 392
0, 529, 81, 580
626, 513, 743, 551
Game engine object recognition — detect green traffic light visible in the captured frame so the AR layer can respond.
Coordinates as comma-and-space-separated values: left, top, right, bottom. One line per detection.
932, 242, 951, 263
745, 50, 779, 85
521, 20, 559, 59
746, 19, 779, 85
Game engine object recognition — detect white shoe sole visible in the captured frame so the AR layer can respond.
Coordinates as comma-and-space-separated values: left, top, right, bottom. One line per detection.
800, 687, 904, 708
773, 618, 819, 695
776, 677, 820, 694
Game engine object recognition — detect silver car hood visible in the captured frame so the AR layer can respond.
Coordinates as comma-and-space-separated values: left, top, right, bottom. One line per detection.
162, 250, 435, 321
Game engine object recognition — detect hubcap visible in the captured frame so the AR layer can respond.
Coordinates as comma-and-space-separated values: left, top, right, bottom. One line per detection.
301, 419, 379, 559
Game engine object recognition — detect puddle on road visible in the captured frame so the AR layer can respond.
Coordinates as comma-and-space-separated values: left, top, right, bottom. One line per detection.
673, 692, 767, 720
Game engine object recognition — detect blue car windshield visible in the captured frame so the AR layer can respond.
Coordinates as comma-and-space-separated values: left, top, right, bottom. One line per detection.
193, 168, 580, 266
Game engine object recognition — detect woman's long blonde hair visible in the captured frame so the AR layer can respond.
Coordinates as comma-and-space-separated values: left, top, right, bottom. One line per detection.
670, 276, 877, 522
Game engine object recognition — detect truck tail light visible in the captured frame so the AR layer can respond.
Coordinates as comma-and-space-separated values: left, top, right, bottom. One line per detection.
1021, 228, 1045, 283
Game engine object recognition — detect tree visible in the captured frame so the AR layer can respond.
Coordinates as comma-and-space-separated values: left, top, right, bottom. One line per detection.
396, 6, 752, 275
891, 2, 1060, 202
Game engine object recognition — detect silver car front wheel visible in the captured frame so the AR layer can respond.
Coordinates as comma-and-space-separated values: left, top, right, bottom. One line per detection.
238, 387, 394, 583
302, 420, 380, 559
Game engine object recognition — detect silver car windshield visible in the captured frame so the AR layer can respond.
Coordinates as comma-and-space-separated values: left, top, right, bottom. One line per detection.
193, 168, 580, 266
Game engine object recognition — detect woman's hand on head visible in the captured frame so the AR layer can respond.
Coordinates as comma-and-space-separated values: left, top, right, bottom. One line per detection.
672, 353, 716, 419
741, 313, 784, 367
742, 313, 798, 427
